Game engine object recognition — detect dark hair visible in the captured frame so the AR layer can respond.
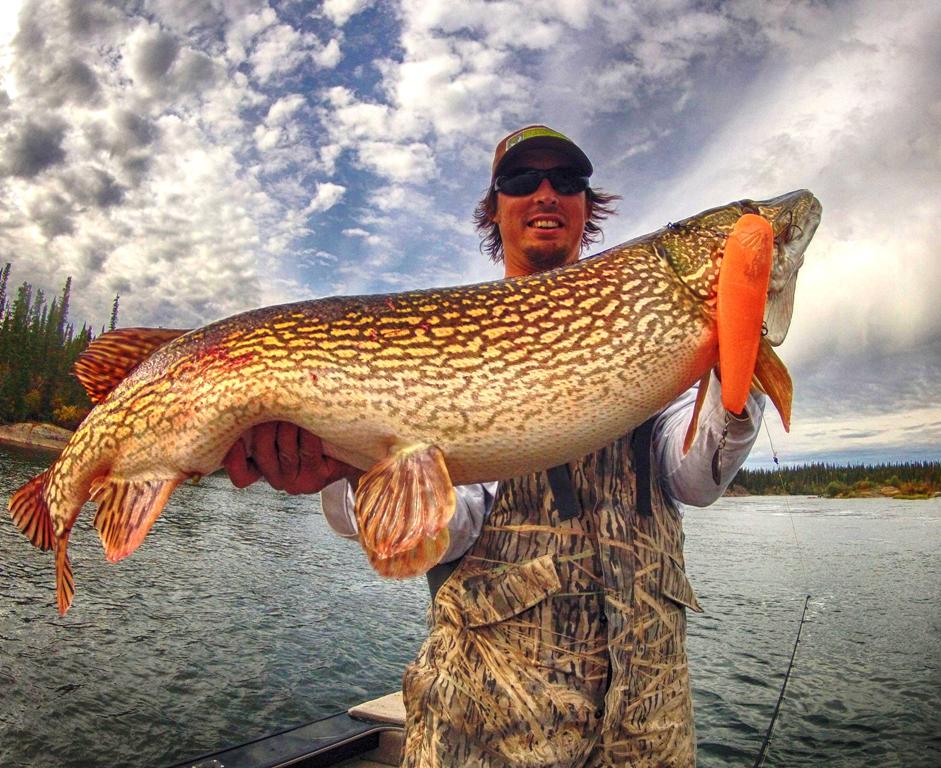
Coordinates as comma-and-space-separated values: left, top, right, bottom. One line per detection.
473, 185, 622, 263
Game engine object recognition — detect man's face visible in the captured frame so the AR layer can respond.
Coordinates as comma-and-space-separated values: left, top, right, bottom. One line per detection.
492, 149, 589, 277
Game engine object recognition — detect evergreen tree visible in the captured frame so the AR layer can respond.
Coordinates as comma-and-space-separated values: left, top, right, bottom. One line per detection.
109, 294, 120, 331
0, 267, 95, 427
0, 262, 10, 316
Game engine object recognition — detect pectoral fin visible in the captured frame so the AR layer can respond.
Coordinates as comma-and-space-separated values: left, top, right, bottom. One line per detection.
682, 371, 712, 454
717, 214, 774, 414
754, 337, 792, 432
366, 535, 451, 579
354, 442, 455, 577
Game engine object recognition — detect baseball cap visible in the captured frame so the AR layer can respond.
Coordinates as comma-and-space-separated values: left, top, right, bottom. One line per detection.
490, 124, 593, 184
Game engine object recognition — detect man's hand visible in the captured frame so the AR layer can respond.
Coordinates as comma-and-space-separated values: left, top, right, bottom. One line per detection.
223, 421, 361, 494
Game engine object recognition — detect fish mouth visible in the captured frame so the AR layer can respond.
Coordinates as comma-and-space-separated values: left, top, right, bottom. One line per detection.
756, 190, 823, 345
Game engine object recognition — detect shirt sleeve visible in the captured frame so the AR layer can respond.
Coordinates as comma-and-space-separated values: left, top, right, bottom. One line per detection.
654, 370, 765, 507
319, 478, 498, 562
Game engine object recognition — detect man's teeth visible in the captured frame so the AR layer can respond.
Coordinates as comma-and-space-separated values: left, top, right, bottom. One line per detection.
531, 220, 560, 228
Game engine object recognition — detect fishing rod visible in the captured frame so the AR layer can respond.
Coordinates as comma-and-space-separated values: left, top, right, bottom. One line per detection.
752, 593, 811, 768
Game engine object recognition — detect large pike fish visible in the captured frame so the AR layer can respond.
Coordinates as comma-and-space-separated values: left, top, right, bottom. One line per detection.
10, 190, 821, 614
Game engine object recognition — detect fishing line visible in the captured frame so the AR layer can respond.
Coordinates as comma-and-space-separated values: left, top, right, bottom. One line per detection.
750, 412, 812, 767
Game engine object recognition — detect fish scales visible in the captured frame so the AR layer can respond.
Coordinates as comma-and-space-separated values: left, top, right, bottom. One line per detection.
9, 190, 822, 612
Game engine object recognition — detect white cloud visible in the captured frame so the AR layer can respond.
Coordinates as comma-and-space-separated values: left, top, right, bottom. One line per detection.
0, 0, 937, 465
305, 181, 345, 214
0, 0, 342, 330
224, 7, 278, 64
323, 0, 372, 27
254, 93, 307, 151
314, 37, 342, 68
342, 226, 388, 249
356, 140, 435, 183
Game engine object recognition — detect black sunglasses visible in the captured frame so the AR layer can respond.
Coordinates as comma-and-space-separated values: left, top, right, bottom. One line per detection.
493, 167, 590, 196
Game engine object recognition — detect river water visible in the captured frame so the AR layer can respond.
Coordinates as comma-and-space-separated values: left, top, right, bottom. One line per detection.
0, 446, 938, 767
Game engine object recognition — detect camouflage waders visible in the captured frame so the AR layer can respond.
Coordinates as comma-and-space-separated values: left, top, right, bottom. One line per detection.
401, 429, 703, 767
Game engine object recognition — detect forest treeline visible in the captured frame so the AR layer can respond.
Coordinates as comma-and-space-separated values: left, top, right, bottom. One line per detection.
0, 263, 117, 429
734, 462, 941, 499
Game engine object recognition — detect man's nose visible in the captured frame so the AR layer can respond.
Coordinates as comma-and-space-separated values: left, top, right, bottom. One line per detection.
533, 177, 558, 204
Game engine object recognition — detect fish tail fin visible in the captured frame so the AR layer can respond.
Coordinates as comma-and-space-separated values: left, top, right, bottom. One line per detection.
355, 442, 455, 577
9, 470, 55, 550
11, 469, 81, 614
56, 534, 75, 615
754, 337, 792, 432
90, 475, 183, 562
717, 213, 774, 414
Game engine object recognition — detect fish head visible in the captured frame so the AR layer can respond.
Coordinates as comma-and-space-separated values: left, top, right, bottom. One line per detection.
662, 189, 822, 346
745, 189, 822, 344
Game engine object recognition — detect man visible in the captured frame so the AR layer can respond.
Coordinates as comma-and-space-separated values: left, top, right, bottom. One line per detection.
224, 125, 764, 766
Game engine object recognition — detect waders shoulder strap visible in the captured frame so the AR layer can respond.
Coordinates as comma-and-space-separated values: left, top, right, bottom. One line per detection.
632, 416, 657, 517
426, 558, 461, 599
547, 463, 579, 522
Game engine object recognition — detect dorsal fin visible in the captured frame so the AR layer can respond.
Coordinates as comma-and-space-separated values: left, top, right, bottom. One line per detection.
73, 327, 190, 403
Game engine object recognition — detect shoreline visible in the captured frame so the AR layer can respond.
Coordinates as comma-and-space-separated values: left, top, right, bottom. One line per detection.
0, 422, 72, 454
0, 423, 937, 499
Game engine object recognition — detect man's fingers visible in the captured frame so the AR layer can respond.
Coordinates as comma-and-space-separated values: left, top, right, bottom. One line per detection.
223, 436, 262, 488
276, 421, 302, 480
226, 422, 358, 495
284, 427, 328, 494
251, 421, 285, 490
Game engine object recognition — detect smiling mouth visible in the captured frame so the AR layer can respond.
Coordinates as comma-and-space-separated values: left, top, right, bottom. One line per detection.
529, 219, 562, 229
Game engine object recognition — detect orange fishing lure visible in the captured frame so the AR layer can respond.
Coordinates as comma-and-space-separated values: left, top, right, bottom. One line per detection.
717, 214, 774, 414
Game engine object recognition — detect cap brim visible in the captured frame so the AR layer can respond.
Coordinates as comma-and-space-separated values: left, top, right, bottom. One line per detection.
495, 136, 593, 178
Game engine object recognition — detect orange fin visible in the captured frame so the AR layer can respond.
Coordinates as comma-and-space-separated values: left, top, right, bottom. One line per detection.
755, 337, 792, 432
9, 470, 55, 550
55, 533, 75, 615
354, 442, 455, 576
90, 476, 183, 562
74, 327, 189, 404
366, 533, 451, 579
683, 371, 712, 454
717, 214, 774, 414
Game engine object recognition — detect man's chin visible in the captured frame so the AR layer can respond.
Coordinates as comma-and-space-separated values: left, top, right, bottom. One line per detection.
522, 245, 572, 271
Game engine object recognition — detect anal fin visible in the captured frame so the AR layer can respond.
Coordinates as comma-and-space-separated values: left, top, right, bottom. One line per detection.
354, 442, 455, 577
90, 475, 183, 562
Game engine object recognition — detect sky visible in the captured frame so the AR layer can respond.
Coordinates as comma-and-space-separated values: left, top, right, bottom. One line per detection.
0, 0, 938, 467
